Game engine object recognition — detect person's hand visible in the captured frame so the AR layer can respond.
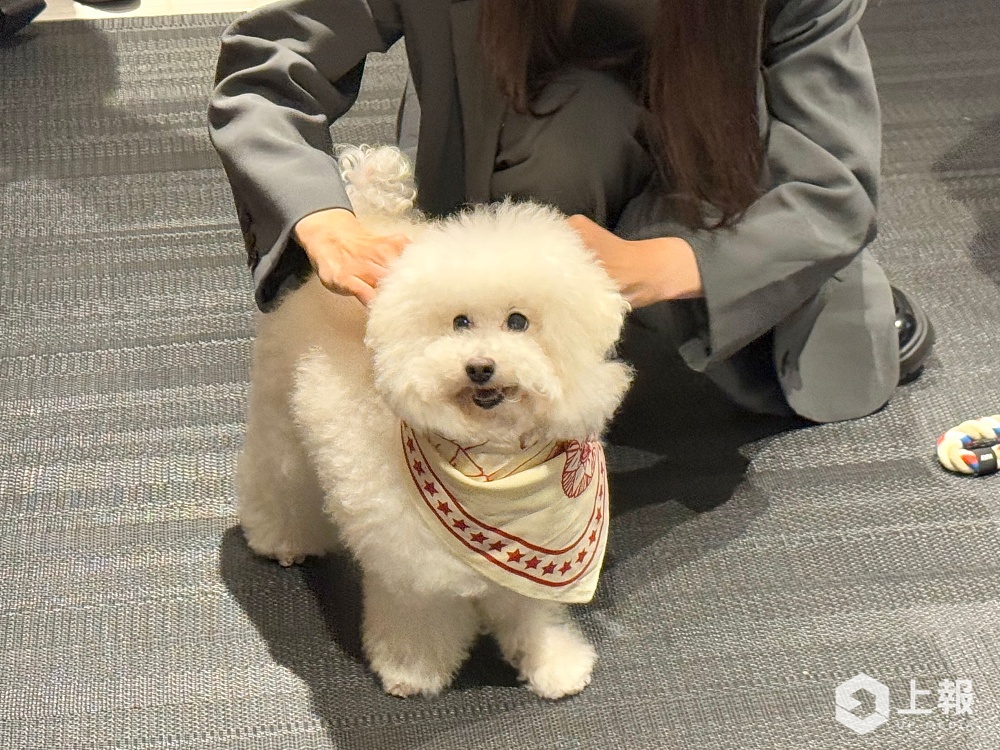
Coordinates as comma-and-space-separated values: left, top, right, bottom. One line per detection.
294, 207, 410, 305
565, 214, 703, 307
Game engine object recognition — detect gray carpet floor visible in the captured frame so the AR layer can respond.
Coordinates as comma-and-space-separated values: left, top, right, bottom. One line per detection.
1, 2, 999, 748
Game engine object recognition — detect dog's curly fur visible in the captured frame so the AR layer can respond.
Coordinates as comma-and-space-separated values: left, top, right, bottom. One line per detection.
238, 146, 632, 699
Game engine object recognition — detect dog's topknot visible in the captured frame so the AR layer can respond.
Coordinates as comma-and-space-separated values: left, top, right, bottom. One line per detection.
337, 144, 418, 217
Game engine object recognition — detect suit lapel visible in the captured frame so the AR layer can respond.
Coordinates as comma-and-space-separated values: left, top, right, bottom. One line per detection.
450, 0, 507, 203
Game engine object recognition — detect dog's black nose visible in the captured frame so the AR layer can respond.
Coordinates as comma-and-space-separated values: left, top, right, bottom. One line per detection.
465, 358, 495, 384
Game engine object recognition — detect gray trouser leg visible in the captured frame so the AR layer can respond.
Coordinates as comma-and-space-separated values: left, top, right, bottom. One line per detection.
488, 69, 654, 227
396, 74, 420, 164
626, 302, 795, 418
772, 249, 897, 422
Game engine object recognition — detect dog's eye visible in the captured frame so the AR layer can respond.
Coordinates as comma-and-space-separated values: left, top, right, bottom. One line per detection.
453, 314, 473, 331
505, 312, 529, 332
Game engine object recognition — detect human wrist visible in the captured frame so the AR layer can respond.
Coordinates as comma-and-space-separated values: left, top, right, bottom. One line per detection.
642, 236, 703, 302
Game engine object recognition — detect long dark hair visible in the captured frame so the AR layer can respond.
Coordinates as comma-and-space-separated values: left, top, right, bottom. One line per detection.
478, 0, 766, 229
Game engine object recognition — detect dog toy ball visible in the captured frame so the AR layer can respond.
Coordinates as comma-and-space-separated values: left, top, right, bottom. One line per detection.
937, 415, 1000, 476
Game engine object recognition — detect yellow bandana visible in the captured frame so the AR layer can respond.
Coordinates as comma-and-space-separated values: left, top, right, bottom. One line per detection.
401, 423, 609, 603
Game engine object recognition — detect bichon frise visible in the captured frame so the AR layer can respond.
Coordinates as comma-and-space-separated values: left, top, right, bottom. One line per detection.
237, 146, 632, 699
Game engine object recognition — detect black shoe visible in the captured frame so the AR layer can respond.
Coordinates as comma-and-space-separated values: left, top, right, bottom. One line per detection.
893, 286, 934, 385
0, 0, 46, 41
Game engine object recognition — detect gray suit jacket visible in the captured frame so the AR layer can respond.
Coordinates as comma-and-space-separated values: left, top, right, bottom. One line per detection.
208, 0, 898, 423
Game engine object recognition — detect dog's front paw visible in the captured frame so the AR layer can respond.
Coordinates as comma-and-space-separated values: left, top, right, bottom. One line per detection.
361, 575, 480, 699
372, 662, 453, 699
519, 626, 597, 700
245, 537, 316, 568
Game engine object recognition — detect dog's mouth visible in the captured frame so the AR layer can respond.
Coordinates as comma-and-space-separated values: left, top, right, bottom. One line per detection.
469, 386, 519, 410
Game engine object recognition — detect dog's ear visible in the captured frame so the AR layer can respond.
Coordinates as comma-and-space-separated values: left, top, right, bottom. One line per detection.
546, 358, 634, 441
522, 211, 631, 360
537, 282, 630, 372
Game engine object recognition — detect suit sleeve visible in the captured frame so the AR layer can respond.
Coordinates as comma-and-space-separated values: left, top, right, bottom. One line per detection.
654, 0, 881, 371
208, 0, 403, 310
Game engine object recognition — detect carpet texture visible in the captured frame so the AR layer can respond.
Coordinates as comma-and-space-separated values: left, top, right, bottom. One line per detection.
2, 3, 999, 748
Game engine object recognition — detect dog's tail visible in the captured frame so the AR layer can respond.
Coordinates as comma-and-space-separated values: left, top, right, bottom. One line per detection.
337, 145, 417, 218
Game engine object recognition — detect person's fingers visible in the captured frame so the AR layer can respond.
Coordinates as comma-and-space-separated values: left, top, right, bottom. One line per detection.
330, 257, 385, 295
314, 261, 373, 305
312, 255, 356, 296
362, 248, 392, 271
316, 272, 352, 297
353, 251, 404, 295
386, 233, 411, 249
305, 226, 410, 302
367, 236, 410, 265
341, 276, 375, 306
566, 217, 597, 252
349, 253, 398, 296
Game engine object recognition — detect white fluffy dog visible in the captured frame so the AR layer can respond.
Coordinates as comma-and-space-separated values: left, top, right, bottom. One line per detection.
238, 146, 632, 699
